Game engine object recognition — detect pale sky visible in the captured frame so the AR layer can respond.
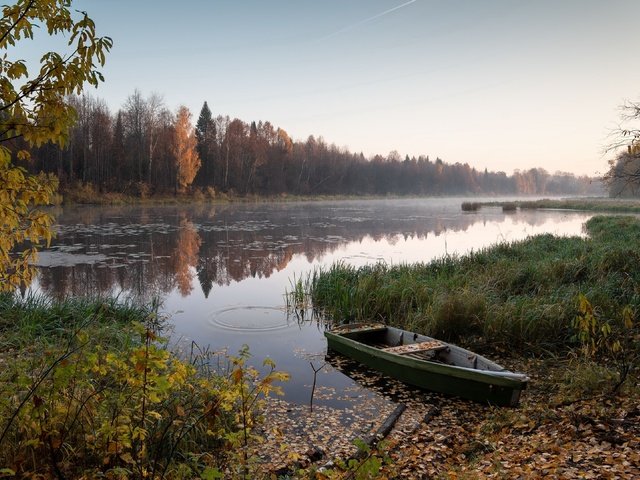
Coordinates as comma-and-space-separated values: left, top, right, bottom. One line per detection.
41, 1, 640, 175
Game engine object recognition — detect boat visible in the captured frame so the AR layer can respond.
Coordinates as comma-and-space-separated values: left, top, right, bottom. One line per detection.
324, 323, 529, 407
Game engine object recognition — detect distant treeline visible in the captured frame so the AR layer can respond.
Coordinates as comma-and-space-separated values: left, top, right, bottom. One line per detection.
17, 90, 604, 197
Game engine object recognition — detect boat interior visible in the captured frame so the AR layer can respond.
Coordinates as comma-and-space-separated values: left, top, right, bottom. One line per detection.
334, 324, 504, 372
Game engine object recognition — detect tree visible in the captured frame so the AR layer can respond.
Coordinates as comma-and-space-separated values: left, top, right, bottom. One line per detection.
194, 101, 216, 187
605, 99, 640, 194
173, 106, 200, 192
0, 0, 111, 291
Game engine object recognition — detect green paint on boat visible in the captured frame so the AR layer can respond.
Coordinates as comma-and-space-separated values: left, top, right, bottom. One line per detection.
325, 323, 529, 407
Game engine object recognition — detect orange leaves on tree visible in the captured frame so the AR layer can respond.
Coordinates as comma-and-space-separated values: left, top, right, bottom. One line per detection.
173, 105, 201, 192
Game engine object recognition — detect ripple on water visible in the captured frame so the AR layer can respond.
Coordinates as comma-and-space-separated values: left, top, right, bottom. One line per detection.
210, 305, 294, 332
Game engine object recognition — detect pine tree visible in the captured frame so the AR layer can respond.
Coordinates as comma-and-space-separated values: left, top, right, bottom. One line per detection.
194, 101, 216, 187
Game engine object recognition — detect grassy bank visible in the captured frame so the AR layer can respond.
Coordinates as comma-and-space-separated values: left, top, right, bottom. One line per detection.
59, 181, 401, 206
463, 197, 640, 213
0, 294, 287, 479
306, 215, 640, 355
300, 214, 640, 476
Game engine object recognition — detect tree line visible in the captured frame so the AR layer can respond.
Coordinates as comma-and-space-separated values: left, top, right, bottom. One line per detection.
17, 90, 603, 197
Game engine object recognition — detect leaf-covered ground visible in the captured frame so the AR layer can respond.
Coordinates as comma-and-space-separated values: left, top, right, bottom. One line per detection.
257, 357, 639, 478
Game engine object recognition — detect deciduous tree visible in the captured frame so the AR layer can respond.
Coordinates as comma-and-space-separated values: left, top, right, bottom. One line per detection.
173, 105, 200, 192
605, 99, 640, 195
0, 0, 111, 290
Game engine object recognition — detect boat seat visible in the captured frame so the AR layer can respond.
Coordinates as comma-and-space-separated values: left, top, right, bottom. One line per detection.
382, 340, 447, 355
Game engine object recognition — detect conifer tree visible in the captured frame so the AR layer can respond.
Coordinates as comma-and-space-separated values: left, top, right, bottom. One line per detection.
195, 101, 216, 186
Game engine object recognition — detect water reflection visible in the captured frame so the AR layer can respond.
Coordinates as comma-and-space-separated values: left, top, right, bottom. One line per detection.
34, 199, 589, 300
30, 199, 594, 405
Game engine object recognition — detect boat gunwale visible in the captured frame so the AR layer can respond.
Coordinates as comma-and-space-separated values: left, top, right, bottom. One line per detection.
325, 326, 529, 388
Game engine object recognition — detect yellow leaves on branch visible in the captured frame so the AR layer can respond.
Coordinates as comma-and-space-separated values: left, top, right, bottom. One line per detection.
1, 0, 112, 148
0, 148, 57, 291
0, 0, 111, 290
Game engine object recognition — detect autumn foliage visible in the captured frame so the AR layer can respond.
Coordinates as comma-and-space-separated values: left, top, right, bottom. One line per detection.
0, 0, 111, 290
0, 296, 289, 479
173, 105, 201, 192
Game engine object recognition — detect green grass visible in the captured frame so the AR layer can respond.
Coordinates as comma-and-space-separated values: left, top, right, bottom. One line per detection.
0, 293, 151, 351
307, 215, 640, 353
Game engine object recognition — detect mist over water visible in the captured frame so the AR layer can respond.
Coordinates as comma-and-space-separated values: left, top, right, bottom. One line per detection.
31, 198, 593, 406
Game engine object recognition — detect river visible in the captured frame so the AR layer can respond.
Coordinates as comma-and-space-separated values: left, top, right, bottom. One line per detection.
30, 197, 594, 407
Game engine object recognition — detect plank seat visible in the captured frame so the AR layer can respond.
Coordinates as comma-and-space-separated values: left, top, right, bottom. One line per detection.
382, 340, 447, 355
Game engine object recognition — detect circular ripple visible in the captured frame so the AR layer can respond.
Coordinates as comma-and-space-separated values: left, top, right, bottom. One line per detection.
210, 305, 293, 332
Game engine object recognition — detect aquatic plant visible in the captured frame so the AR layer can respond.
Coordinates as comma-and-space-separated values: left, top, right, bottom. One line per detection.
461, 201, 481, 212
308, 215, 640, 354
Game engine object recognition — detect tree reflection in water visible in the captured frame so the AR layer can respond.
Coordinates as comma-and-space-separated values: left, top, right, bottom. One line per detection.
32, 200, 592, 303
27, 199, 597, 404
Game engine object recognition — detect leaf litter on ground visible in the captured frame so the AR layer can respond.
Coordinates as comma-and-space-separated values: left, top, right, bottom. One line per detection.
254, 355, 640, 479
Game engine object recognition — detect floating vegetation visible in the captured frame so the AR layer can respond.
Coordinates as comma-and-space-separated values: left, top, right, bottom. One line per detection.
461, 201, 481, 212
461, 197, 640, 213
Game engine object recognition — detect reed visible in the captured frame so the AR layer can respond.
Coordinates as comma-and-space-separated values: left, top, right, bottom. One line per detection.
308, 215, 640, 353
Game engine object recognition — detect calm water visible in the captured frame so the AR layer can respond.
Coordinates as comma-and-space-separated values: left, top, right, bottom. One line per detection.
31, 198, 593, 406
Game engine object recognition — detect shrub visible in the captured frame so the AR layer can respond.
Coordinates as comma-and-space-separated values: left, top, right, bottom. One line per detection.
461, 202, 481, 212
0, 295, 288, 479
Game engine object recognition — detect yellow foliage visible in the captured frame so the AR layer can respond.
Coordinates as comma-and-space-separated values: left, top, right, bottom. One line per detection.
0, 0, 111, 290
0, 148, 58, 290
174, 106, 201, 192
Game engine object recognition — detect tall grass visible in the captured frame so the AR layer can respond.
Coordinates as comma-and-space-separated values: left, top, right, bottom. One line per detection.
0, 293, 150, 340
308, 215, 640, 353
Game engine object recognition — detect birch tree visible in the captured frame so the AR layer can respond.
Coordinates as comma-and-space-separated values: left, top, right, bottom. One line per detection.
173, 106, 200, 192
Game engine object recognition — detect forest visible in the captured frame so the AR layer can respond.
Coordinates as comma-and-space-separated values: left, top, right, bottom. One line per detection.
17, 91, 603, 199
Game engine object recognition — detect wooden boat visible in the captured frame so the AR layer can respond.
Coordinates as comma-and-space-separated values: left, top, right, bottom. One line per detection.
324, 323, 529, 407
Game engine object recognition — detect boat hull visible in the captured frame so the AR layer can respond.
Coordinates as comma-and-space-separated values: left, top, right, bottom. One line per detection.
325, 327, 527, 407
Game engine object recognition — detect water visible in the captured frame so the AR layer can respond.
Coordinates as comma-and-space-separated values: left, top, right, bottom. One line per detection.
31, 198, 594, 406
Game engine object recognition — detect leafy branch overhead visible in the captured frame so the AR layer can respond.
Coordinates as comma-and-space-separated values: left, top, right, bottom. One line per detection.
0, 0, 111, 291
0, 0, 112, 148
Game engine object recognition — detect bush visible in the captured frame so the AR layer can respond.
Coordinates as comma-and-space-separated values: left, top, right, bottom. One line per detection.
461, 202, 481, 212
0, 295, 288, 479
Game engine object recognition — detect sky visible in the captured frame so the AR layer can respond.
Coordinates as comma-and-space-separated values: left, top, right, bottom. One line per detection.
27, 0, 640, 176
